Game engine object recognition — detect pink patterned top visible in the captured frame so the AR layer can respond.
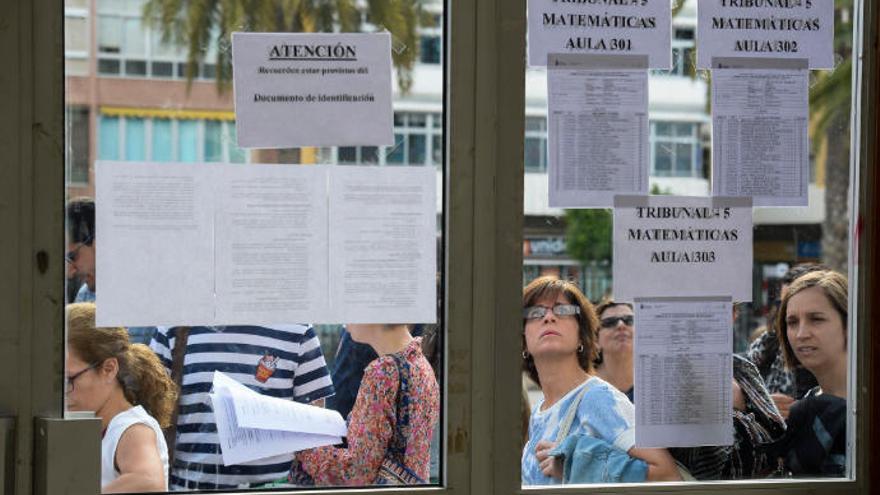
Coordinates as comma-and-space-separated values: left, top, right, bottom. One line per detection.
298, 338, 439, 486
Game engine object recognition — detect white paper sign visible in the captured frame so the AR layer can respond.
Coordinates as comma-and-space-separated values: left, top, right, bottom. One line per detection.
233, 32, 393, 148
697, 0, 834, 69
527, 0, 671, 68
634, 298, 733, 448
213, 164, 331, 324
712, 68, 809, 206
210, 371, 345, 466
329, 166, 437, 323
95, 162, 216, 326
96, 162, 438, 326
548, 57, 648, 207
612, 195, 753, 301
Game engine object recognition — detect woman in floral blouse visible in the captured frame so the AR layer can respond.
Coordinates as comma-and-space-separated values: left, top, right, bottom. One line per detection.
296, 324, 439, 486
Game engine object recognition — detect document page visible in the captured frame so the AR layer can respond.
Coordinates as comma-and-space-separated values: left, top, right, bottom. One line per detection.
548, 67, 648, 208
329, 166, 437, 323
634, 298, 733, 448
233, 32, 393, 148
712, 69, 809, 207
214, 164, 330, 324
95, 161, 215, 326
210, 371, 344, 466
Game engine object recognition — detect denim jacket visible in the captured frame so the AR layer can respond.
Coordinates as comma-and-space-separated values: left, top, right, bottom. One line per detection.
550, 434, 648, 484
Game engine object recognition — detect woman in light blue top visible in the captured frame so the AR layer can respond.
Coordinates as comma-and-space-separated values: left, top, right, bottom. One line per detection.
521, 276, 681, 485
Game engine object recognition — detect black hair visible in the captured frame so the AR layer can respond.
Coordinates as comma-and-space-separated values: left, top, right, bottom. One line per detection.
66, 198, 95, 245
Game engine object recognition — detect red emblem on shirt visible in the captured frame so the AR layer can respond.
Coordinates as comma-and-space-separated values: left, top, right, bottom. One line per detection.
255, 354, 279, 383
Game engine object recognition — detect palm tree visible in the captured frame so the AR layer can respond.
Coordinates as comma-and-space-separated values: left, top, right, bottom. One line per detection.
810, 1, 854, 273
143, 0, 433, 93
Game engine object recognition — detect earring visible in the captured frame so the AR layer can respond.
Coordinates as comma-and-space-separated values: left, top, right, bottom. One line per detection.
522, 350, 529, 359
577, 343, 584, 354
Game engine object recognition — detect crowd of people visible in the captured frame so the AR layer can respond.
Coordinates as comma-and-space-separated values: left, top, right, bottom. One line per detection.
65, 198, 849, 491
521, 267, 849, 485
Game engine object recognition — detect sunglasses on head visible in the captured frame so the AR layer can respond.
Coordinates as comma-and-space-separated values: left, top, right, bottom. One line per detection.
600, 315, 634, 328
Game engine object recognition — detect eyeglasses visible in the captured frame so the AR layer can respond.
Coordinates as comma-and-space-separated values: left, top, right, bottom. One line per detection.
65, 235, 93, 264
66, 363, 98, 392
600, 315, 634, 328
523, 304, 581, 320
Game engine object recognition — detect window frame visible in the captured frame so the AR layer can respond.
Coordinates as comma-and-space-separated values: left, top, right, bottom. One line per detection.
4, 1, 880, 495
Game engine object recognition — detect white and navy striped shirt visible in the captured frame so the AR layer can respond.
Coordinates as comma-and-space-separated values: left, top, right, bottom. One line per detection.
151, 325, 334, 490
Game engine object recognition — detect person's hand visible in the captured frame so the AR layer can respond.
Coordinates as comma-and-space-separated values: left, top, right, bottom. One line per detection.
535, 440, 563, 480
772, 393, 796, 419
732, 379, 746, 411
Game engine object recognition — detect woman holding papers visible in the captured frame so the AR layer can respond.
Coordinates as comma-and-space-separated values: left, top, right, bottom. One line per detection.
769, 270, 848, 477
65, 303, 176, 493
295, 323, 439, 486
520, 276, 681, 484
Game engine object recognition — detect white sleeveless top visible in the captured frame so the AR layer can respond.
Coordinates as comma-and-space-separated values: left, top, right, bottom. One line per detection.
101, 405, 169, 489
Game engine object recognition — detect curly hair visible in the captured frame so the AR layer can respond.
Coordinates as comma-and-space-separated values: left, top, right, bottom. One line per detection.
522, 276, 599, 387
776, 270, 848, 371
67, 303, 177, 428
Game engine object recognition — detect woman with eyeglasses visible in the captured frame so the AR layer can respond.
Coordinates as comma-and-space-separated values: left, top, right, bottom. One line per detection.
594, 301, 635, 401
520, 276, 681, 485
65, 303, 176, 493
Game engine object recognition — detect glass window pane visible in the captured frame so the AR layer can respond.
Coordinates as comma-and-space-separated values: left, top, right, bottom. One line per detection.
654, 121, 672, 136
66, 108, 90, 183
675, 143, 692, 176
674, 122, 694, 137
151, 61, 173, 77
124, 18, 146, 56
204, 120, 222, 162
524, 137, 543, 172
98, 115, 119, 160
124, 118, 145, 160
65, 16, 88, 52
409, 113, 427, 128
432, 136, 442, 165
420, 35, 441, 64
408, 134, 426, 165
525, 116, 544, 131
97, 58, 120, 74
178, 120, 198, 162
387, 134, 405, 164
125, 60, 147, 76
97, 15, 121, 53
226, 123, 246, 163
362, 146, 380, 164
151, 119, 173, 162
654, 142, 672, 175
338, 146, 357, 163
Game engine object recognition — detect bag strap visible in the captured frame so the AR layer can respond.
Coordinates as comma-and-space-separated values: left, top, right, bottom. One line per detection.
164, 326, 190, 469
554, 381, 590, 445
386, 354, 411, 461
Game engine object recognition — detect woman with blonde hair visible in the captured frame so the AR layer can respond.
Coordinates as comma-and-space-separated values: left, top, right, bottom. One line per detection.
770, 270, 848, 476
66, 303, 177, 492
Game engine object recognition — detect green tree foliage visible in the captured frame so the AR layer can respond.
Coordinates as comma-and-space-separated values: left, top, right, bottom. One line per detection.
810, 1, 853, 273
565, 209, 613, 264
143, 0, 433, 93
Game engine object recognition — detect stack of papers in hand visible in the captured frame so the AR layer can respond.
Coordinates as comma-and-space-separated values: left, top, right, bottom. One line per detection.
209, 371, 347, 466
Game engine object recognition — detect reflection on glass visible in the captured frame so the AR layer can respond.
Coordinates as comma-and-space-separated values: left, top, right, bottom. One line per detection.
65, 0, 445, 491
521, 0, 854, 486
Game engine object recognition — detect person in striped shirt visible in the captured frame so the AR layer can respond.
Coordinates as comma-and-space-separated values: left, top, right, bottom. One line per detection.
150, 324, 334, 491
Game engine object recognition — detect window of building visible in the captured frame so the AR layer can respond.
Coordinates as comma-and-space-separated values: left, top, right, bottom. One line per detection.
96, 0, 218, 80
524, 116, 548, 172
65, 107, 90, 184
650, 121, 701, 177
98, 115, 247, 164
325, 112, 442, 167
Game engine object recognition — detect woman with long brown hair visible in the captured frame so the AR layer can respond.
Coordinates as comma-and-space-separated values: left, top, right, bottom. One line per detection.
66, 303, 177, 492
